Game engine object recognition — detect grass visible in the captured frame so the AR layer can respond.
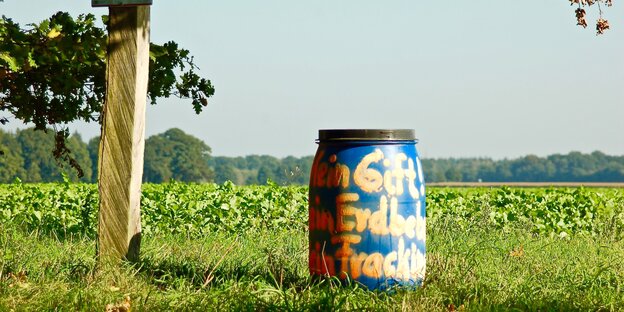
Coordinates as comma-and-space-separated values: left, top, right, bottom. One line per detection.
1, 218, 623, 311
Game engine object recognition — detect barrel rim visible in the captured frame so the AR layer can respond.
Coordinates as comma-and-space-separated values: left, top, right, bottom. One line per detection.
318, 129, 417, 142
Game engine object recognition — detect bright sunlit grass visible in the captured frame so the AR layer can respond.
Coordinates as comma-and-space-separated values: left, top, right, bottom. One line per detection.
1, 219, 622, 311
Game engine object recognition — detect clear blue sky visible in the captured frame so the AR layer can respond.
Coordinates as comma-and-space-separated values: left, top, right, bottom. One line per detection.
2, 0, 623, 158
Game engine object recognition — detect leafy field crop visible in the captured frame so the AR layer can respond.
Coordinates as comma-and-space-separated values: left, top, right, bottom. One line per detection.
427, 186, 624, 238
1, 181, 623, 239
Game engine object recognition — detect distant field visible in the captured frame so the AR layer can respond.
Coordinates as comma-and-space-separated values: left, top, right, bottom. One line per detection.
429, 182, 624, 188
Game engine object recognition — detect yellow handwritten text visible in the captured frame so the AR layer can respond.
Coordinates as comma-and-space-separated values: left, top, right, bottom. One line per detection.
312, 194, 425, 238
311, 150, 422, 197
309, 237, 426, 281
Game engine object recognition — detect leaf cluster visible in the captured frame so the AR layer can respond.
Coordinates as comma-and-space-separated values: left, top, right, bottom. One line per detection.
149, 42, 214, 114
569, 0, 613, 35
1, 12, 106, 126
0, 12, 215, 175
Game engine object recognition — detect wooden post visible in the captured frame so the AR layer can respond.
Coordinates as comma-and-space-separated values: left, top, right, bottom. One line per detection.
97, 5, 150, 263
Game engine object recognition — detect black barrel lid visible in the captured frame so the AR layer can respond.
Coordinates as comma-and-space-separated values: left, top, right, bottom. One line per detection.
318, 129, 416, 141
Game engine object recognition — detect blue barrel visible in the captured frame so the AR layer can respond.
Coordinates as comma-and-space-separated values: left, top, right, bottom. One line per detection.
308, 129, 426, 290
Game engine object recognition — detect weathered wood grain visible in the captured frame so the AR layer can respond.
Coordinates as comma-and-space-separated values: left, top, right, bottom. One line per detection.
97, 6, 150, 263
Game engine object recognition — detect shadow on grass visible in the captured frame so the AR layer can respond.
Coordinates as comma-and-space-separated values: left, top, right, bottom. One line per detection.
131, 253, 310, 291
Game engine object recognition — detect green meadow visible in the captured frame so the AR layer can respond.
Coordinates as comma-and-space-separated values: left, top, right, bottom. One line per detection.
1, 183, 623, 311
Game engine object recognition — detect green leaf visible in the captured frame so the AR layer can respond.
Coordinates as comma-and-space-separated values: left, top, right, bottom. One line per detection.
0, 52, 19, 71
27, 51, 37, 68
38, 20, 50, 33
34, 210, 42, 221
47, 27, 61, 39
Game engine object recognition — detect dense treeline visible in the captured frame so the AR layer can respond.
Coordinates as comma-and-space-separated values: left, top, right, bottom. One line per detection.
211, 152, 624, 184
208, 155, 313, 185
1, 127, 623, 184
420, 153, 624, 182
0, 128, 214, 183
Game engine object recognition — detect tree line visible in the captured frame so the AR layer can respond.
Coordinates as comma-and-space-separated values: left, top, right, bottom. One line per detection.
214, 150, 624, 184
1, 127, 623, 184
0, 127, 214, 183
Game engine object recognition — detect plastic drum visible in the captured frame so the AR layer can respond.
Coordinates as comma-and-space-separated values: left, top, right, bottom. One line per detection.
308, 129, 426, 290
